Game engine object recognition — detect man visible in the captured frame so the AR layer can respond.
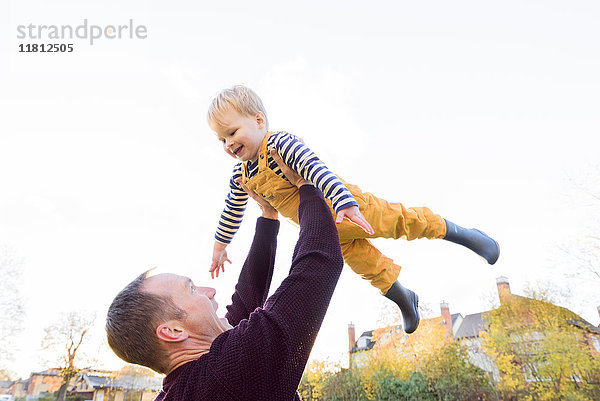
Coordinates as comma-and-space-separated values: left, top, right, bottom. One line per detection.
106, 152, 344, 400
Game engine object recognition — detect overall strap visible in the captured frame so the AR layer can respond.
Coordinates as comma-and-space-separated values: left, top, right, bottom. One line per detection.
257, 132, 273, 171
241, 161, 248, 181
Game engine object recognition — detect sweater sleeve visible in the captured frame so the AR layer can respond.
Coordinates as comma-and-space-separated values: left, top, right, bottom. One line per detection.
225, 217, 279, 327
214, 164, 249, 244
208, 185, 344, 399
273, 131, 358, 212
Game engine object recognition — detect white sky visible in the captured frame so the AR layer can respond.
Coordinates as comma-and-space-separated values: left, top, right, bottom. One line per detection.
1, 0, 599, 379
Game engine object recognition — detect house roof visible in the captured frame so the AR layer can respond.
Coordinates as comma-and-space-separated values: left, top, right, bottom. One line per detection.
568, 318, 600, 334
350, 330, 376, 353
0, 381, 13, 389
77, 373, 162, 391
350, 326, 407, 353
451, 313, 462, 326
85, 375, 112, 388
454, 312, 488, 339
453, 297, 600, 339
31, 369, 60, 377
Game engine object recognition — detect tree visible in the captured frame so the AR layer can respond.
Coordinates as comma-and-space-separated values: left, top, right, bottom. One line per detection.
0, 247, 25, 377
41, 311, 95, 401
299, 360, 335, 401
364, 370, 436, 401
299, 317, 496, 400
321, 368, 367, 401
358, 318, 450, 399
560, 233, 600, 283
558, 164, 600, 295
482, 292, 600, 400
421, 341, 495, 401
0, 369, 13, 381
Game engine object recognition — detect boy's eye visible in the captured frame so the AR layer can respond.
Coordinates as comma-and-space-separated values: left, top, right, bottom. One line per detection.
229, 130, 237, 136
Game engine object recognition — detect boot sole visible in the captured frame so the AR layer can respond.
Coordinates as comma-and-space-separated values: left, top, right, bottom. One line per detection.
473, 229, 500, 265
405, 293, 420, 334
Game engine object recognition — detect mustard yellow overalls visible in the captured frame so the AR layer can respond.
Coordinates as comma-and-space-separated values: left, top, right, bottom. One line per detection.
242, 132, 447, 293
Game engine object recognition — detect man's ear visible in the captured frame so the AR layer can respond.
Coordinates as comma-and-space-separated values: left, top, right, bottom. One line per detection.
255, 112, 266, 129
156, 321, 189, 343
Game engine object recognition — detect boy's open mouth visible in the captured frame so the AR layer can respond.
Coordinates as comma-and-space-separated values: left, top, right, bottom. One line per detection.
233, 145, 243, 156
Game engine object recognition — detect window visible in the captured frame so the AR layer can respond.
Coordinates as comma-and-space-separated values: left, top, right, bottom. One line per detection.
592, 336, 600, 352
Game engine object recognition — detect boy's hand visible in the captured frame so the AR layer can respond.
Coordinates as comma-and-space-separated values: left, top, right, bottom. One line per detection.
211, 241, 231, 279
336, 206, 375, 235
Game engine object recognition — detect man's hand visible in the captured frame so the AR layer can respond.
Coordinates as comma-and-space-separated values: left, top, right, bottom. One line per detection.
269, 149, 310, 188
235, 178, 279, 220
211, 241, 231, 279
336, 205, 375, 235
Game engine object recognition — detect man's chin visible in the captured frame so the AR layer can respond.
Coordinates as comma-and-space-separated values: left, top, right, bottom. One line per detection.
220, 317, 233, 330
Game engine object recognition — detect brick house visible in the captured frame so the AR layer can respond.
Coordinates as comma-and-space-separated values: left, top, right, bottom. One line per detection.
349, 276, 600, 379
25, 369, 64, 397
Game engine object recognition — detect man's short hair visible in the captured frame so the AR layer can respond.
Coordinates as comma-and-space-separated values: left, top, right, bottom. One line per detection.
207, 85, 269, 129
106, 271, 187, 374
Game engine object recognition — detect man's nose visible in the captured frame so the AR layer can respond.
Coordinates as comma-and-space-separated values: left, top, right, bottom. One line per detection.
199, 287, 216, 298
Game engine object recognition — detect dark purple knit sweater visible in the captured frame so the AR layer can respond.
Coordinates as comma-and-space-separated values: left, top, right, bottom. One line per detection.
155, 185, 344, 401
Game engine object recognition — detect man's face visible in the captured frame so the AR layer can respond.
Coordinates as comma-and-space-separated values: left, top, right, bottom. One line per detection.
142, 273, 232, 336
210, 107, 267, 162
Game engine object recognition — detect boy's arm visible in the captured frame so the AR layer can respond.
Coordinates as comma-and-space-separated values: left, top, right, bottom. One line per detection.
215, 165, 249, 244
272, 132, 356, 212
272, 132, 373, 234
212, 165, 249, 275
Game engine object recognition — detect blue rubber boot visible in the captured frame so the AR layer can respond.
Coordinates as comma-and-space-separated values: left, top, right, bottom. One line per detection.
443, 219, 500, 264
384, 281, 420, 334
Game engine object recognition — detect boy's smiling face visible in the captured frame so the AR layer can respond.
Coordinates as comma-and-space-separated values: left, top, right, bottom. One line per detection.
210, 107, 267, 162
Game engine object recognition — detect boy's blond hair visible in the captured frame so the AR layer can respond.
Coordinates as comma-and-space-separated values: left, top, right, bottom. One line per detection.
207, 85, 269, 129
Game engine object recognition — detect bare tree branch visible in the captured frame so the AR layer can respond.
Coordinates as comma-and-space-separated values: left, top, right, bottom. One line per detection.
41, 311, 95, 401
0, 247, 25, 374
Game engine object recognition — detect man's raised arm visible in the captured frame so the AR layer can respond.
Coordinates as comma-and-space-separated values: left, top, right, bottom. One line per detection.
225, 216, 279, 327
211, 183, 344, 400
261, 184, 344, 370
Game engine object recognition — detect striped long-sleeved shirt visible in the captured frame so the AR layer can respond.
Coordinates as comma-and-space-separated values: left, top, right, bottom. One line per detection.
215, 131, 358, 244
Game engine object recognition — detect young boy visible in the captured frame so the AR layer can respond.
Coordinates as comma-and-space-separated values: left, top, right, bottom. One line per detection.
208, 85, 499, 334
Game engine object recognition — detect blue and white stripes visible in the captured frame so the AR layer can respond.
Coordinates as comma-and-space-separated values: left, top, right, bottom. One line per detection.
215, 131, 358, 244
214, 166, 249, 244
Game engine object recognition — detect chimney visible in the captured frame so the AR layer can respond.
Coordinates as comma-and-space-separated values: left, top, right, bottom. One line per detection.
496, 276, 511, 304
348, 322, 356, 369
348, 322, 356, 351
440, 302, 453, 338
